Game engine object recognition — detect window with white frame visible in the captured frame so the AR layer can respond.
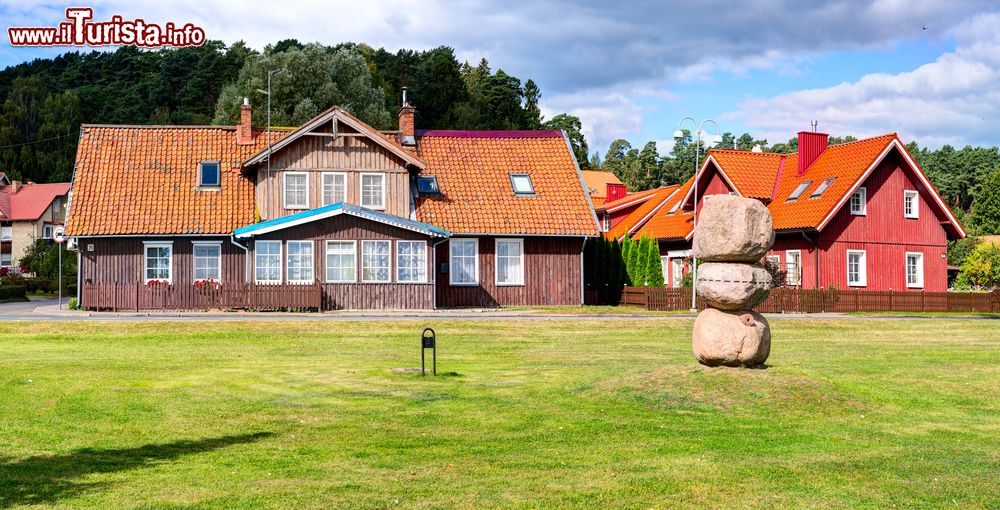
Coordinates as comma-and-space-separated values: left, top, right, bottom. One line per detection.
601, 214, 610, 232
509, 174, 535, 195
325, 241, 356, 283
496, 238, 524, 286
284, 172, 309, 209
286, 241, 314, 283
850, 187, 867, 215
192, 242, 222, 281
42, 224, 54, 239
322, 172, 347, 206
360, 173, 385, 209
671, 258, 684, 288
254, 241, 281, 284
144, 242, 173, 283
766, 255, 780, 268
396, 241, 427, 283
847, 250, 866, 287
449, 238, 478, 285
361, 240, 391, 282
0, 252, 12, 267
906, 252, 924, 288
786, 250, 802, 286
904, 190, 919, 219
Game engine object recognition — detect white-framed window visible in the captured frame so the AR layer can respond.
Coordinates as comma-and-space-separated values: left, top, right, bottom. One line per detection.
199, 161, 221, 188
904, 190, 919, 219
847, 250, 866, 287
322, 172, 347, 206
192, 241, 222, 282
397, 241, 427, 283
449, 238, 479, 286
906, 252, 924, 288
0, 225, 11, 241
360, 173, 385, 209
286, 241, 314, 283
0, 252, 12, 267
143, 241, 173, 283
766, 255, 780, 268
671, 258, 684, 288
254, 240, 282, 284
496, 238, 525, 286
325, 241, 356, 283
509, 174, 535, 195
361, 240, 391, 282
786, 250, 802, 286
850, 187, 867, 215
283, 172, 309, 209
601, 215, 610, 232
42, 224, 55, 239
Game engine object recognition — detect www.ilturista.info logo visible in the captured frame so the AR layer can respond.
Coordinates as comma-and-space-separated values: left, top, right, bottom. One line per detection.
8, 8, 206, 48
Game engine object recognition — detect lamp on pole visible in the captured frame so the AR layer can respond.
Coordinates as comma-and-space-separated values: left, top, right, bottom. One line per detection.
673, 117, 721, 312
256, 68, 285, 219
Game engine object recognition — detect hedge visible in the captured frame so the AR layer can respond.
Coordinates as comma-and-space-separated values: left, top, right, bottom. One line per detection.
0, 285, 27, 301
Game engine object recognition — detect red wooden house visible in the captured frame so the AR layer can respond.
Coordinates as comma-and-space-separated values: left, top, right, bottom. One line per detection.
600, 131, 966, 292
64, 99, 599, 310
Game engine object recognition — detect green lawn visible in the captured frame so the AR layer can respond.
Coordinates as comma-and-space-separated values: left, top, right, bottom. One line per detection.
1, 319, 998, 509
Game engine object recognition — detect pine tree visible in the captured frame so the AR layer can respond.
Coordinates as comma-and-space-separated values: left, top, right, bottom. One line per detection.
972, 166, 1000, 235
621, 236, 634, 286
609, 239, 623, 286
645, 237, 665, 287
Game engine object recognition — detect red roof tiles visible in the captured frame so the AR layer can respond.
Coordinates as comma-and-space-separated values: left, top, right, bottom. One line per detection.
0, 182, 69, 221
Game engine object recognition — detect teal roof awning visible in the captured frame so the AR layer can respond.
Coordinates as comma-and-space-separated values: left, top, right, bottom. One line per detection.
233, 203, 450, 239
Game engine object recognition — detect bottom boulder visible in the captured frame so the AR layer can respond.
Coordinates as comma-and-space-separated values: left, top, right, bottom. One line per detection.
692, 308, 770, 367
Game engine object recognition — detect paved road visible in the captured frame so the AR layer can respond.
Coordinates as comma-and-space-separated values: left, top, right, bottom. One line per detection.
0, 300, 995, 322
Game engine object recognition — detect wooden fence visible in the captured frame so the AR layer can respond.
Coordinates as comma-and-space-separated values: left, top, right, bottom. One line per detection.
82, 282, 323, 312
597, 285, 1000, 313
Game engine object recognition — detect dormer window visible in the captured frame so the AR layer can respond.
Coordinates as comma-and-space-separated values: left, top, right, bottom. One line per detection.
417, 176, 440, 195
788, 181, 812, 201
811, 177, 836, 198
510, 174, 534, 196
199, 161, 220, 188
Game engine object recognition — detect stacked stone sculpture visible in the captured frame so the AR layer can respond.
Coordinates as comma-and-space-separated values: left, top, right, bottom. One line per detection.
691, 195, 776, 367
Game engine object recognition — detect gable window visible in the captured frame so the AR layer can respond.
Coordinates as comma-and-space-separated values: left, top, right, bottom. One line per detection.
510, 174, 534, 195
361, 240, 391, 282
496, 238, 525, 286
904, 190, 919, 219
325, 241, 356, 283
786, 250, 802, 286
144, 241, 173, 283
284, 172, 309, 209
788, 181, 813, 201
286, 241, 314, 284
199, 161, 221, 188
360, 173, 385, 209
811, 177, 836, 198
416, 176, 440, 195
602, 214, 610, 232
906, 252, 924, 288
850, 187, 867, 215
42, 224, 54, 239
847, 250, 866, 287
397, 241, 427, 283
192, 242, 222, 282
254, 241, 281, 284
449, 238, 479, 286
322, 172, 347, 206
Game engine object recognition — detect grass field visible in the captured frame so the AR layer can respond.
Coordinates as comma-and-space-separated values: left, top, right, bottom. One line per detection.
1, 318, 998, 509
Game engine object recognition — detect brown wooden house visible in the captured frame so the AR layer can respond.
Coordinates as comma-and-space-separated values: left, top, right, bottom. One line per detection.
65, 98, 599, 310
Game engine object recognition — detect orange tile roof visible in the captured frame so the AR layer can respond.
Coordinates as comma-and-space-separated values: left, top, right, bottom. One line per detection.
598, 186, 664, 212
413, 131, 598, 236
706, 149, 785, 199
604, 185, 679, 239
636, 179, 695, 240
66, 126, 291, 236
580, 170, 623, 202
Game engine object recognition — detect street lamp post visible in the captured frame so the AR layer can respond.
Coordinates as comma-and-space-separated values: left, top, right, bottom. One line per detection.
673, 118, 721, 312
256, 68, 285, 219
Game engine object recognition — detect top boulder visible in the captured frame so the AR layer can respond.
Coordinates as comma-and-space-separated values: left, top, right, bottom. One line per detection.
693, 195, 775, 262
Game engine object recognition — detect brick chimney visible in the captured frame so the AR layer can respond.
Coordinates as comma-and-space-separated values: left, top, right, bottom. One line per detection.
10, 180, 21, 193
797, 127, 828, 176
606, 183, 627, 203
398, 87, 416, 146
237, 97, 254, 146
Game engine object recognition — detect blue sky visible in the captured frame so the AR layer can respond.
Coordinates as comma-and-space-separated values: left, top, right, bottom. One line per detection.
2, 1, 999, 155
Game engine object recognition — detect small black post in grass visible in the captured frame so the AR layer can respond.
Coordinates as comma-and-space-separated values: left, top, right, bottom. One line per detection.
421, 328, 436, 376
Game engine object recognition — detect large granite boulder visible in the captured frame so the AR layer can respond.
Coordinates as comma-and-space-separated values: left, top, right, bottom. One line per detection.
693, 195, 775, 262
696, 262, 772, 310
692, 308, 770, 367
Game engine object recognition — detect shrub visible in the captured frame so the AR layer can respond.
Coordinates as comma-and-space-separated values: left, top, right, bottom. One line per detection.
0, 285, 27, 301
67, 297, 79, 310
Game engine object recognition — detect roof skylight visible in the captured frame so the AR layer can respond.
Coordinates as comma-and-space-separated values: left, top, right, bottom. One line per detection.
510, 174, 535, 195
416, 175, 439, 195
788, 181, 813, 201
810, 177, 836, 198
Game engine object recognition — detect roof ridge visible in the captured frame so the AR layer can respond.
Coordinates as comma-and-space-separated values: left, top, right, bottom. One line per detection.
81, 124, 294, 132
827, 132, 897, 149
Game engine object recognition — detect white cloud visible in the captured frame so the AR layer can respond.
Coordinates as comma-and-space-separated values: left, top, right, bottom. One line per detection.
731, 12, 1000, 148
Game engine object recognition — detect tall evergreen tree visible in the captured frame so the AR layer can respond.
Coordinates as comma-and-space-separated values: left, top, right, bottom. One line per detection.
972, 166, 1000, 235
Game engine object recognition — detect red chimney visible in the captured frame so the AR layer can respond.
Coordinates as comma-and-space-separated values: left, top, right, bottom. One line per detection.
398, 86, 416, 146
606, 183, 627, 203
237, 97, 253, 146
797, 129, 828, 176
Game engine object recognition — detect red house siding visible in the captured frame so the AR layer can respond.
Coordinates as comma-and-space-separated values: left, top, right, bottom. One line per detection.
436, 237, 584, 307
